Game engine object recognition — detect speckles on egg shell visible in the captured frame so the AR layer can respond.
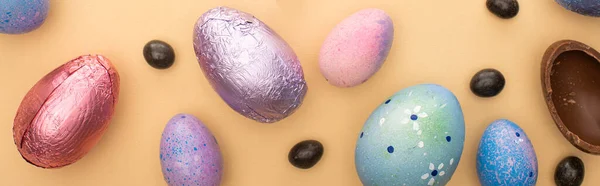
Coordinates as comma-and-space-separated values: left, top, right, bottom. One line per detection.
476, 119, 538, 186
159, 114, 223, 186
0, 0, 49, 34
555, 0, 600, 17
355, 84, 465, 186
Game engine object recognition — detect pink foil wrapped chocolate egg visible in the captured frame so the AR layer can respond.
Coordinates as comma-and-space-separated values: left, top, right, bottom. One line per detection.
193, 7, 308, 123
13, 55, 120, 168
319, 8, 394, 87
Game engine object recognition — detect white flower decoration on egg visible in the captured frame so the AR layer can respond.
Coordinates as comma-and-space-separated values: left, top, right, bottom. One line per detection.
421, 162, 447, 186
401, 105, 428, 133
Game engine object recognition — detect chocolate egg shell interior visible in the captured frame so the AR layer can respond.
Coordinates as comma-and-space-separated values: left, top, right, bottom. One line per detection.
542, 40, 600, 154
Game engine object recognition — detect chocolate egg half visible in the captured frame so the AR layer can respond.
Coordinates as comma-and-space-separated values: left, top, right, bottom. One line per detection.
193, 6, 308, 123
542, 40, 600, 154
13, 55, 120, 168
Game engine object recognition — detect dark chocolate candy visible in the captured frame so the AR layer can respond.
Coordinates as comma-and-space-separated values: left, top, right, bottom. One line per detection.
486, 0, 519, 19
555, 156, 584, 186
288, 140, 324, 169
470, 68, 505, 97
143, 40, 175, 69
542, 40, 600, 154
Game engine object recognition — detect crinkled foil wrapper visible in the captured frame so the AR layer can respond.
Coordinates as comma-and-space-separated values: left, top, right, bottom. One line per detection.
13, 55, 120, 168
193, 7, 308, 123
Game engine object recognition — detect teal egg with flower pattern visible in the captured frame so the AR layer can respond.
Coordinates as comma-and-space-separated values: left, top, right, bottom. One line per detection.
355, 84, 466, 186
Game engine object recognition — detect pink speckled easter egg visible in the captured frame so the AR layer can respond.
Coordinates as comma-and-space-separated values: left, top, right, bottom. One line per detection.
160, 114, 223, 186
319, 8, 394, 87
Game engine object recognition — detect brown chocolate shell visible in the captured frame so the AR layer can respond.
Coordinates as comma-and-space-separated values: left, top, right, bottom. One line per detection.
542, 40, 600, 155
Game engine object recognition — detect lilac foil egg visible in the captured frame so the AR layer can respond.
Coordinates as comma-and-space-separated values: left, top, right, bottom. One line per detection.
160, 114, 223, 186
13, 55, 120, 168
0, 0, 50, 34
193, 7, 308, 123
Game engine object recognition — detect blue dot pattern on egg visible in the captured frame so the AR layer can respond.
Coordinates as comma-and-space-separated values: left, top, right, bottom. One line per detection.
355, 84, 466, 186
476, 119, 538, 186
159, 114, 223, 186
0, 0, 49, 34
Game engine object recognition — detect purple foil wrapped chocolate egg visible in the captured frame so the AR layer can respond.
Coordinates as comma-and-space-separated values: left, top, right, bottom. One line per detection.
193, 7, 308, 123
13, 55, 120, 168
160, 114, 223, 186
319, 8, 394, 87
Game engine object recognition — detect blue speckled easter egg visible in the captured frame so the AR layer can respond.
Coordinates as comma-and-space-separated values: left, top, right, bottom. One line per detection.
555, 0, 600, 17
0, 0, 49, 34
355, 84, 465, 186
160, 114, 223, 186
476, 119, 538, 186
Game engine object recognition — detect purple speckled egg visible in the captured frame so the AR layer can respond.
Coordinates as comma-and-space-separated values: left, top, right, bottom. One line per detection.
0, 0, 49, 34
160, 114, 223, 186
319, 8, 394, 88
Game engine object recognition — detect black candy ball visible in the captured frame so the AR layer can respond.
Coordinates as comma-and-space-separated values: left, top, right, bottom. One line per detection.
288, 140, 324, 169
143, 40, 175, 69
555, 156, 585, 186
486, 0, 519, 19
470, 68, 505, 97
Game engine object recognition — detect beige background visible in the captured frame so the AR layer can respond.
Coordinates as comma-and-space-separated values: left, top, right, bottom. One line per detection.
1, 0, 600, 185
